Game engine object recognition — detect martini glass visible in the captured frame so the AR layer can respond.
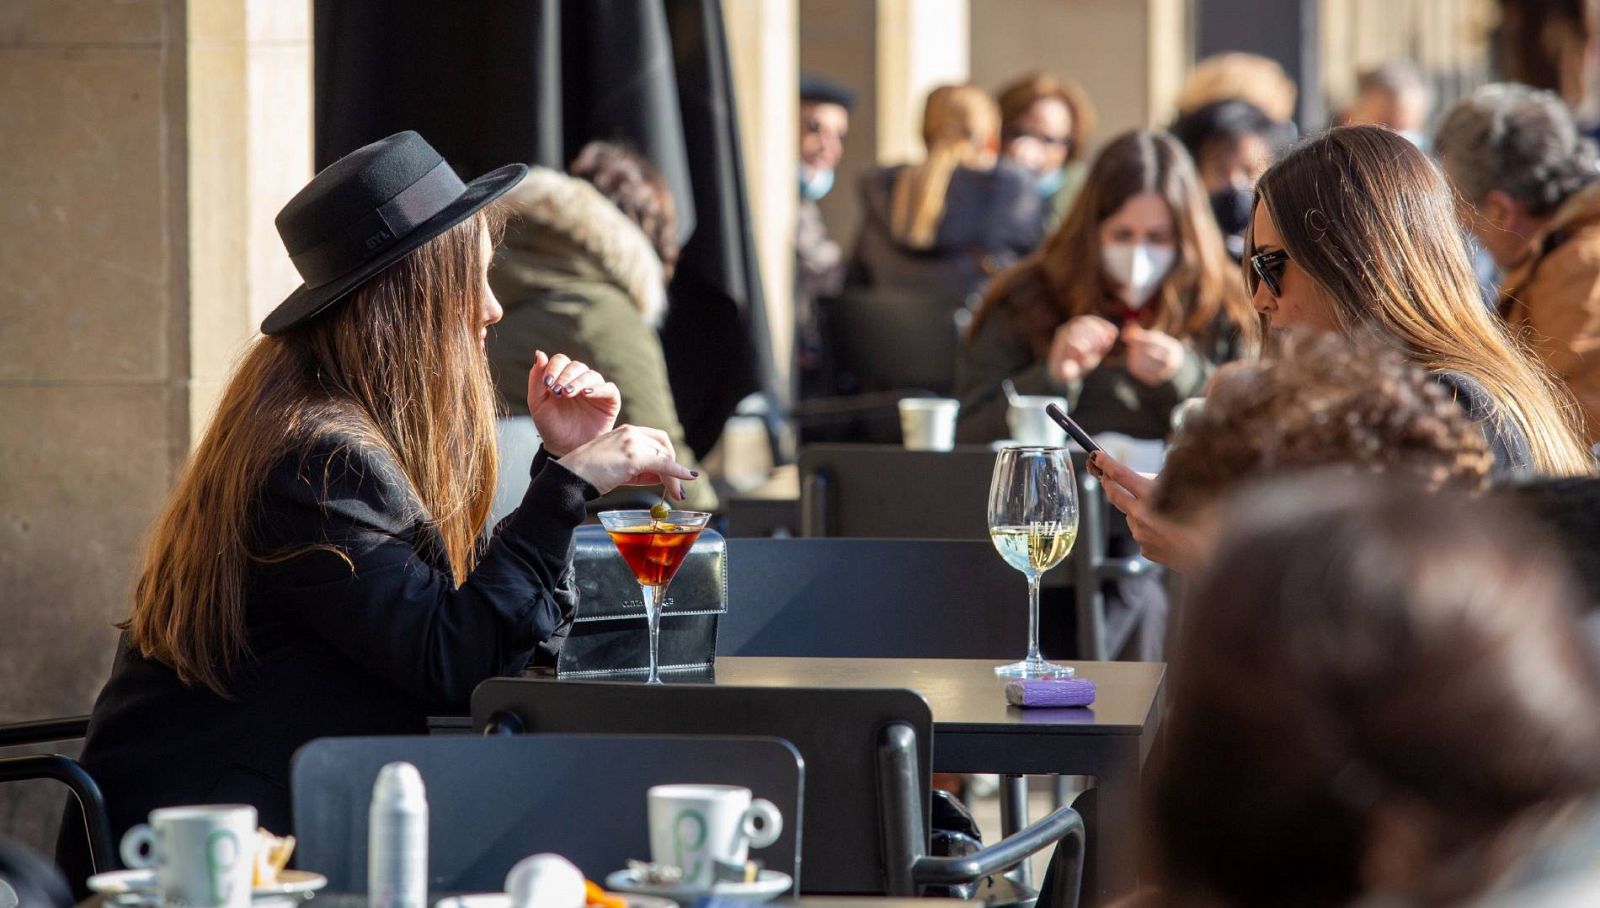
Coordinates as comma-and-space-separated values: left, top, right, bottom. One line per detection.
597, 509, 712, 684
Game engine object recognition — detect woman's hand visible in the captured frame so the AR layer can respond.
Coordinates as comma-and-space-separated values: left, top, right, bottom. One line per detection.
527, 351, 621, 456
559, 425, 698, 500
1122, 325, 1187, 387
1047, 315, 1119, 384
1089, 450, 1207, 573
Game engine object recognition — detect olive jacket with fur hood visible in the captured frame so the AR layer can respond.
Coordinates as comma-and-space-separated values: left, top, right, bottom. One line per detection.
488, 167, 715, 512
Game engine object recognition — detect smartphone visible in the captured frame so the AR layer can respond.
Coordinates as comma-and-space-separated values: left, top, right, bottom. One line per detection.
1045, 403, 1101, 454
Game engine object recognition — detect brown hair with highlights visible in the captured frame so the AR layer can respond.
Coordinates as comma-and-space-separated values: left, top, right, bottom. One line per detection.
123, 211, 504, 696
1252, 125, 1592, 476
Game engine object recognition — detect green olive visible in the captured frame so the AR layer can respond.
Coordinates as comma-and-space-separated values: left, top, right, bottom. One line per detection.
649, 499, 671, 522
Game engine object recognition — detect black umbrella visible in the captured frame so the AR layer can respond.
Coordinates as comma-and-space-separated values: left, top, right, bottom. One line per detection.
313, 0, 772, 456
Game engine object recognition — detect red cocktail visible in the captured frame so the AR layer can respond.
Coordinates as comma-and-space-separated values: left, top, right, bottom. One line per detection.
597, 509, 713, 684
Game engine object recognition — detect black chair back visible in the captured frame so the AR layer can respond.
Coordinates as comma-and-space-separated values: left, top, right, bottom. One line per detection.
798, 444, 1001, 539
291, 733, 803, 893
721, 538, 1027, 658
815, 289, 965, 397
472, 680, 931, 895
0, 716, 114, 889
797, 444, 1157, 660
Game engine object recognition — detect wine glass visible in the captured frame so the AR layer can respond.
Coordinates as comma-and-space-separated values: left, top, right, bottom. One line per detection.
597, 509, 713, 684
987, 446, 1078, 677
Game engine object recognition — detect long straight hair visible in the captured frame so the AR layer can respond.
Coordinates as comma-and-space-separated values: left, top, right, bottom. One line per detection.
889, 84, 999, 249
123, 212, 503, 695
1253, 126, 1592, 476
969, 130, 1257, 353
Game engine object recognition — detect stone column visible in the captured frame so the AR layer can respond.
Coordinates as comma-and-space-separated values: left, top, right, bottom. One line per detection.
187, 0, 312, 435
969, 0, 1191, 145
874, 0, 971, 166
0, 0, 309, 847
723, 0, 799, 386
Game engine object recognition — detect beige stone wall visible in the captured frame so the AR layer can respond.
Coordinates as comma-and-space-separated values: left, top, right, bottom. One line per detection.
0, 0, 189, 851
724, 0, 799, 389
1321, 0, 1495, 117
0, 0, 309, 852
969, 0, 1187, 152
0, 0, 190, 725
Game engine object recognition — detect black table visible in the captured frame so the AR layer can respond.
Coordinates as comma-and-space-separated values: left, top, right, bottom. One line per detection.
707, 658, 1164, 904
439, 657, 1164, 904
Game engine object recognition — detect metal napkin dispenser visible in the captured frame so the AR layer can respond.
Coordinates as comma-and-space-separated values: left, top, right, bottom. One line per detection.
557, 525, 727, 678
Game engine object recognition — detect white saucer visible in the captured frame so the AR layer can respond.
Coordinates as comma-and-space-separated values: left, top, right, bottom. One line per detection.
603, 868, 792, 904
87, 868, 327, 901
436, 894, 678, 908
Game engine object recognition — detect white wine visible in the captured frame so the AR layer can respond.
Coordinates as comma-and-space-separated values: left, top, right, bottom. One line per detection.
989, 523, 1077, 574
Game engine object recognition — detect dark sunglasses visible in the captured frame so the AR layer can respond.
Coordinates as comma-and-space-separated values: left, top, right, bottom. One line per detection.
1249, 249, 1290, 297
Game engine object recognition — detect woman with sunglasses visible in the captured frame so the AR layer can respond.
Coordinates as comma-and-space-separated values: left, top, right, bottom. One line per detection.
1093, 126, 1592, 569
955, 130, 1258, 443
1240, 126, 1588, 475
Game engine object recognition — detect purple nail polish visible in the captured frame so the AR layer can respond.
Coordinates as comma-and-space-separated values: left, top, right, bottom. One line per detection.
690, 471, 700, 478
582, 388, 594, 396
544, 376, 555, 388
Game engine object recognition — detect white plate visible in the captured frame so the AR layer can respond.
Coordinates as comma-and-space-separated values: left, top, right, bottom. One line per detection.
603, 869, 792, 905
87, 868, 328, 900
436, 895, 678, 908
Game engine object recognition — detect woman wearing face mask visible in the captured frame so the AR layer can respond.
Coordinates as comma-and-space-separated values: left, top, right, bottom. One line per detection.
1169, 99, 1292, 261
955, 130, 1257, 443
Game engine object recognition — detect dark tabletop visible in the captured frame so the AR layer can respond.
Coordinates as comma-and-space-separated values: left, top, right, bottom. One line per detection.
709, 657, 1164, 735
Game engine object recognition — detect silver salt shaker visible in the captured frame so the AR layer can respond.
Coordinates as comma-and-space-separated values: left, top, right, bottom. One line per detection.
369, 761, 428, 908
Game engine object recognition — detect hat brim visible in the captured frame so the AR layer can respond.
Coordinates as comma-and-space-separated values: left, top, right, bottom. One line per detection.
260, 162, 529, 336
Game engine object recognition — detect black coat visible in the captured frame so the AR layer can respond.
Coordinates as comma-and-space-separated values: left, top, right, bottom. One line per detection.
846, 160, 1045, 303
62, 436, 591, 878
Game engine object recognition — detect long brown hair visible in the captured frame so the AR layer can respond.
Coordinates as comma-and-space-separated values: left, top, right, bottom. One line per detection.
969, 130, 1256, 354
890, 84, 999, 248
1253, 126, 1592, 475
1151, 474, 1600, 906
123, 212, 503, 695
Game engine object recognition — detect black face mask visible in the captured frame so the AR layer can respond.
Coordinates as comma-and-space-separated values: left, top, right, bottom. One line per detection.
1210, 187, 1255, 237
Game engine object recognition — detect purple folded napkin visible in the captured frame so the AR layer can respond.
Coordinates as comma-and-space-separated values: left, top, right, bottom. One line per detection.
1004, 678, 1096, 708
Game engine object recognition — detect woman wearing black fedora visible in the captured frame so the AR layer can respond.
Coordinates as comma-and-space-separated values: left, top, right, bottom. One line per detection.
59, 131, 697, 878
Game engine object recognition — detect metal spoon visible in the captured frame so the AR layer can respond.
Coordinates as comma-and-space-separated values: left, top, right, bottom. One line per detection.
1002, 378, 1024, 408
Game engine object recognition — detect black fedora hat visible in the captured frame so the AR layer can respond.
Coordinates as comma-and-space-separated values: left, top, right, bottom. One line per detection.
261, 131, 527, 335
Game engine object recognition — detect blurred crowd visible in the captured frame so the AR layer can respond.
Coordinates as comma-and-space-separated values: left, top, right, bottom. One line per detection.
469, 35, 1600, 904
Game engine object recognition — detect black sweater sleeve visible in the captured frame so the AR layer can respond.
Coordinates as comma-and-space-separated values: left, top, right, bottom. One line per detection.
254, 439, 595, 711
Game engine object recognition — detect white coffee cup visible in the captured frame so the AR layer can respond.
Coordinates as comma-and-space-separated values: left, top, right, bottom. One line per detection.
120, 804, 257, 908
647, 784, 782, 889
898, 398, 959, 451
1006, 396, 1069, 447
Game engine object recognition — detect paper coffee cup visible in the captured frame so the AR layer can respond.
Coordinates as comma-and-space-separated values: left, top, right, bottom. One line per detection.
1006, 396, 1069, 447
898, 398, 959, 451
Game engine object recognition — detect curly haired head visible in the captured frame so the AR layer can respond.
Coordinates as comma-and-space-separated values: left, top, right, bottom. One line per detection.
1153, 332, 1493, 518
568, 141, 679, 280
